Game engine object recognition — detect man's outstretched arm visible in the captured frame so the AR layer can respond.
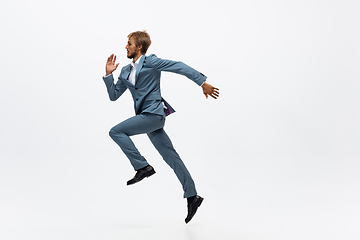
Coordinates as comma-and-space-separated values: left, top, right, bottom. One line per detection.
149, 54, 206, 86
148, 54, 219, 99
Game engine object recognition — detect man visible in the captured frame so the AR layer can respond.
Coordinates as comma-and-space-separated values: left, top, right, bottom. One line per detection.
102, 31, 219, 224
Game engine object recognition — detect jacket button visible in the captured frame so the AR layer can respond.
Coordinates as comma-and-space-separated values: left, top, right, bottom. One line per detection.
136, 98, 139, 101
135, 87, 138, 90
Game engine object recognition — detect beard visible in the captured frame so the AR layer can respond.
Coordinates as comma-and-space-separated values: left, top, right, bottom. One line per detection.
127, 51, 137, 59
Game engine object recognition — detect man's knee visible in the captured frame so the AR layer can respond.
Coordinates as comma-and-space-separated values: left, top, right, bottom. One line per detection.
109, 127, 119, 139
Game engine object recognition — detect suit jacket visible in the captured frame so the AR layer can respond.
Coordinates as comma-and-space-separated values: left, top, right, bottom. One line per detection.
103, 54, 207, 116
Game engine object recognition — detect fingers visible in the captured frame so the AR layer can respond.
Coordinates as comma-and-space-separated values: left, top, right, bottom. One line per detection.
210, 93, 218, 99
107, 54, 112, 63
209, 92, 218, 99
107, 54, 116, 64
204, 89, 219, 99
208, 87, 220, 99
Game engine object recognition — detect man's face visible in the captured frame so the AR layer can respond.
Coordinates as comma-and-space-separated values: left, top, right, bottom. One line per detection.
126, 37, 141, 59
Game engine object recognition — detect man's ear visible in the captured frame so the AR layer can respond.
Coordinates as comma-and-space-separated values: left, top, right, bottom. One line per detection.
137, 44, 143, 52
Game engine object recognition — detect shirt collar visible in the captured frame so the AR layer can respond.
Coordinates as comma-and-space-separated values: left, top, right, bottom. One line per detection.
131, 55, 144, 67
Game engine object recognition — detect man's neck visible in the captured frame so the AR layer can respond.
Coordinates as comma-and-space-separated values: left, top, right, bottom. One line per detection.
132, 53, 143, 63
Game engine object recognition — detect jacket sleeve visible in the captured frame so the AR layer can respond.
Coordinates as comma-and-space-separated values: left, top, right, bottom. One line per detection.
148, 54, 207, 86
102, 74, 128, 101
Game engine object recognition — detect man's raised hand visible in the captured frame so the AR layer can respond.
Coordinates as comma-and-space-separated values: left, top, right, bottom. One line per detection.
201, 82, 220, 99
106, 54, 119, 76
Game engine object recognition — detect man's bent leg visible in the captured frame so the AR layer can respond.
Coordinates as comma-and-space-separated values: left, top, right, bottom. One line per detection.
109, 114, 165, 171
147, 128, 197, 198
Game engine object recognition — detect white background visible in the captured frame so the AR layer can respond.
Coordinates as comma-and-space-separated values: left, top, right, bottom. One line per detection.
1, 0, 360, 239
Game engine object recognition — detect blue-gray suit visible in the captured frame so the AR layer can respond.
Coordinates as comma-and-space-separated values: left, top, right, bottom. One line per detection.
103, 54, 207, 198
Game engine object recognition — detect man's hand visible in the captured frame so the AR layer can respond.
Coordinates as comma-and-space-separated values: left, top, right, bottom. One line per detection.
202, 82, 219, 99
106, 54, 119, 76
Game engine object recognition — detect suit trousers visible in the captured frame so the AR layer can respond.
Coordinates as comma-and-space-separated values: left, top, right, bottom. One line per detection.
109, 113, 197, 198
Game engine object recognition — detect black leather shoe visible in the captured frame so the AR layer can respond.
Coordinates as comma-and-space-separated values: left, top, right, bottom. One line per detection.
185, 195, 204, 224
127, 165, 156, 185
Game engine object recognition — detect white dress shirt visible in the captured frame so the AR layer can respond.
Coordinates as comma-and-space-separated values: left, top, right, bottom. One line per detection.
128, 56, 143, 86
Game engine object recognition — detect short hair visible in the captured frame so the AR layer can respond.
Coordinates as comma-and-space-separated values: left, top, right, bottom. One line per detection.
127, 31, 152, 54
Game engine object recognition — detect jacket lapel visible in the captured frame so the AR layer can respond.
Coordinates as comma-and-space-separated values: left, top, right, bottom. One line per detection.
135, 55, 145, 86
126, 64, 132, 80
121, 64, 132, 81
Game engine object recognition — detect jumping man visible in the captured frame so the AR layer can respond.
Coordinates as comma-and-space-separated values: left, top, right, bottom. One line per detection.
102, 31, 219, 224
